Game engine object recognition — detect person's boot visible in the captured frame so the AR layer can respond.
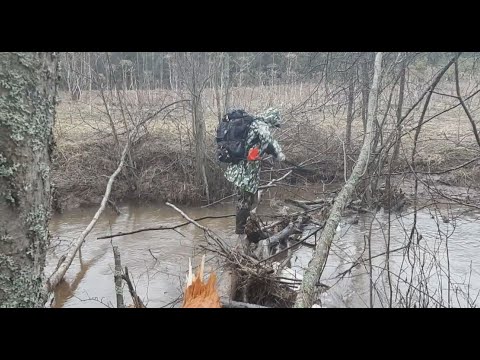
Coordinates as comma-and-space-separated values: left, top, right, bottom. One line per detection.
238, 234, 251, 255
235, 208, 250, 234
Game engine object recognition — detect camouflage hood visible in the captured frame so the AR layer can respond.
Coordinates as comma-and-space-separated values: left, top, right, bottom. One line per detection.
255, 107, 281, 128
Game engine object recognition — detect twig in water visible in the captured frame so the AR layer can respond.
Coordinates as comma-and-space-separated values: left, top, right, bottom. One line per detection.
165, 202, 229, 253
97, 214, 236, 239
252, 170, 293, 214
149, 249, 158, 261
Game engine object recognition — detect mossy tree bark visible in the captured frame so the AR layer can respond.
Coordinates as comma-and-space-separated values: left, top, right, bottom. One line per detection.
0, 52, 59, 307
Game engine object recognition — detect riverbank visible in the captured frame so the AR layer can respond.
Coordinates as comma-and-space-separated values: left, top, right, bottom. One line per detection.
51, 88, 480, 212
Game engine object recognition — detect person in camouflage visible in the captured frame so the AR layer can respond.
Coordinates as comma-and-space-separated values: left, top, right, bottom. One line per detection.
224, 107, 285, 234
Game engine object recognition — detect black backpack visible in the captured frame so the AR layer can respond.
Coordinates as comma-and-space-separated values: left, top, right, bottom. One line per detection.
216, 109, 255, 164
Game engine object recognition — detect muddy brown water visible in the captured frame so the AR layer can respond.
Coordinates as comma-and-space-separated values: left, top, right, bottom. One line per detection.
46, 199, 480, 308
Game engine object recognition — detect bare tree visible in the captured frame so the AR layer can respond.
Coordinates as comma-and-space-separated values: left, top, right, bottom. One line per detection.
345, 60, 356, 152
360, 53, 372, 133
454, 53, 480, 148
176, 53, 210, 202
391, 52, 407, 163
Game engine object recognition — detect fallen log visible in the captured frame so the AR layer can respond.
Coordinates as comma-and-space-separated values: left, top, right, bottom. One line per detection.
294, 199, 327, 206
165, 202, 308, 308
265, 223, 298, 248
122, 266, 145, 308
285, 199, 311, 211
113, 246, 125, 308
259, 215, 309, 249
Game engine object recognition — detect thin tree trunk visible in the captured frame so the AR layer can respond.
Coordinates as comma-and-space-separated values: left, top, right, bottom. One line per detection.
325, 52, 330, 95
192, 93, 209, 201
99, 85, 120, 151
0, 52, 59, 307
190, 55, 209, 202
294, 52, 383, 308
151, 52, 155, 92
385, 56, 407, 298
136, 52, 140, 91
71, 52, 77, 100
404, 57, 457, 308
361, 54, 370, 134
214, 56, 223, 122
224, 53, 231, 113
386, 167, 393, 308
367, 221, 374, 308
160, 53, 164, 89
65, 53, 72, 96
89, 52, 92, 114
169, 57, 173, 90
345, 67, 355, 152
454, 54, 480, 148
392, 52, 407, 163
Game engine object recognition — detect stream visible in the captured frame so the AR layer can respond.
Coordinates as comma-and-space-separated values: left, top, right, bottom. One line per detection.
45, 200, 480, 308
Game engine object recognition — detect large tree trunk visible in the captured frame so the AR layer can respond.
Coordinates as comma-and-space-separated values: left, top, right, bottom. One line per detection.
0, 52, 59, 307
294, 52, 383, 308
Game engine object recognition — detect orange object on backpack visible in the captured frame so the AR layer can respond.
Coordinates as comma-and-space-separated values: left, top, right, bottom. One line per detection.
247, 146, 260, 161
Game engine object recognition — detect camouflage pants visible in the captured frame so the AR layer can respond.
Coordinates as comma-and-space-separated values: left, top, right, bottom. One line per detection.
235, 189, 256, 234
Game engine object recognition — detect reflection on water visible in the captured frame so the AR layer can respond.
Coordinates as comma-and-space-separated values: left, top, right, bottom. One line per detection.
47, 200, 480, 308
46, 202, 238, 308
292, 207, 480, 308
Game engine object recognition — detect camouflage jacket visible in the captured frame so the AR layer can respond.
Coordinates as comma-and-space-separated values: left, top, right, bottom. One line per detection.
224, 108, 283, 194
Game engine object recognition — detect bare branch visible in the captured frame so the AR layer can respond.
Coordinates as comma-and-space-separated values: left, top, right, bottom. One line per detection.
454, 55, 480, 148
97, 214, 235, 240
45, 139, 130, 293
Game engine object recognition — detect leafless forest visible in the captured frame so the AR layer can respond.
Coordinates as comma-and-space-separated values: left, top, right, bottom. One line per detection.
2, 52, 480, 308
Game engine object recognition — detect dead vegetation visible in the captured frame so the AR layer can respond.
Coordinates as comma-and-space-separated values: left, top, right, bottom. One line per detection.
52, 80, 480, 212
